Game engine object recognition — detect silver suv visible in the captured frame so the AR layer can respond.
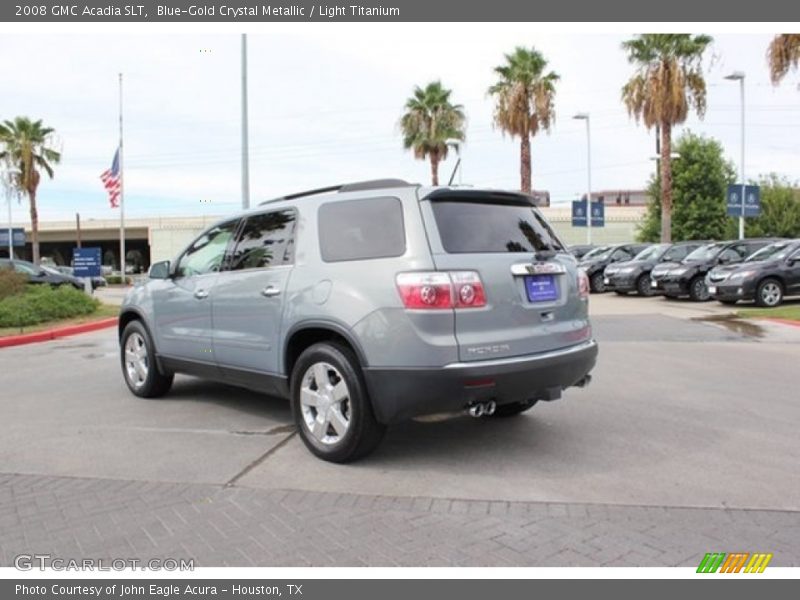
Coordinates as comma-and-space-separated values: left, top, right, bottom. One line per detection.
119, 180, 597, 462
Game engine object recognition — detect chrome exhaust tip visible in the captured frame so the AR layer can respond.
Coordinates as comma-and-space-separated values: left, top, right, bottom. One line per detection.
468, 403, 485, 418
484, 400, 497, 416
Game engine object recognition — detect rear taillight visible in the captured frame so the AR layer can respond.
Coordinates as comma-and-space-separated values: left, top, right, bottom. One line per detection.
396, 271, 487, 309
577, 269, 590, 299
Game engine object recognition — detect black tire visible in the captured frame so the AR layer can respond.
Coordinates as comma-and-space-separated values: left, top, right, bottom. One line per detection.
688, 275, 710, 302
120, 320, 173, 398
290, 342, 386, 463
489, 400, 537, 418
590, 272, 606, 293
755, 278, 784, 308
636, 274, 654, 297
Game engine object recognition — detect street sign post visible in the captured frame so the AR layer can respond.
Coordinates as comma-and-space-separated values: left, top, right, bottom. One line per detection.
0, 227, 26, 248
572, 200, 604, 228
727, 184, 760, 218
73, 247, 102, 294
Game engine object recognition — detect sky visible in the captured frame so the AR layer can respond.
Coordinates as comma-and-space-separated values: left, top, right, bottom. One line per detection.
1, 26, 799, 224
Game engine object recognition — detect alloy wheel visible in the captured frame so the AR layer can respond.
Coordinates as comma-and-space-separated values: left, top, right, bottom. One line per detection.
299, 362, 351, 445
124, 332, 149, 389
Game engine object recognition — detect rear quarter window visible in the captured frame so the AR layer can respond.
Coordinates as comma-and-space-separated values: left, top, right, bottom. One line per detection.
318, 197, 406, 262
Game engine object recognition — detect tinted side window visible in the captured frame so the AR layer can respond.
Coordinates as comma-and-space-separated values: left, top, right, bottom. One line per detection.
228, 210, 297, 271
319, 197, 405, 262
719, 248, 741, 262
176, 220, 239, 277
664, 246, 688, 261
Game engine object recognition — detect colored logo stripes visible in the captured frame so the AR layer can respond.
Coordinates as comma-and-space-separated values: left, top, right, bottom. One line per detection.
697, 552, 773, 573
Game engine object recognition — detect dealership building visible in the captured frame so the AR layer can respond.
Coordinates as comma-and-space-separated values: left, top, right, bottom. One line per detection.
2, 193, 649, 269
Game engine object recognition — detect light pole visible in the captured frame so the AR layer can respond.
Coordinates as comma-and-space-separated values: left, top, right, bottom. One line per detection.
725, 71, 745, 240
573, 113, 592, 244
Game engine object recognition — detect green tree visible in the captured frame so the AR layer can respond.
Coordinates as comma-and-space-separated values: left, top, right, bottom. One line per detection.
488, 46, 559, 194
0, 117, 61, 265
622, 34, 713, 242
767, 34, 800, 86
739, 174, 800, 238
637, 132, 735, 242
400, 81, 466, 186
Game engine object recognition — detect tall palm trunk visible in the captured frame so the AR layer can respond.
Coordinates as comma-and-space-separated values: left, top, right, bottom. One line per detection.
520, 134, 532, 193
430, 152, 440, 186
659, 122, 673, 243
28, 188, 40, 265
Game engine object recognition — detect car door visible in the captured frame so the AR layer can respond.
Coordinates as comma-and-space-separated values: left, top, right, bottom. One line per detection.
211, 208, 297, 385
786, 246, 800, 294
151, 219, 240, 362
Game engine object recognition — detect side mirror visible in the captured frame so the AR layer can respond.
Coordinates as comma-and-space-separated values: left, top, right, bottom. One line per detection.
149, 261, 171, 280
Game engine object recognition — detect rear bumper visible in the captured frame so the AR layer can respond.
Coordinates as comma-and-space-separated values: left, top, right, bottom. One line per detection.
363, 339, 598, 424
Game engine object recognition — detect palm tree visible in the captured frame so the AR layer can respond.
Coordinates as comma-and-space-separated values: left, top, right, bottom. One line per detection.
0, 117, 61, 264
767, 34, 800, 85
488, 47, 559, 194
621, 34, 712, 243
400, 81, 465, 185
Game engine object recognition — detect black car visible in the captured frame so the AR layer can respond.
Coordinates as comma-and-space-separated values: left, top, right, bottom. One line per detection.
706, 240, 800, 307
658, 239, 779, 301
568, 244, 596, 260
0, 259, 84, 290
578, 243, 652, 293
603, 241, 706, 297
50, 265, 107, 289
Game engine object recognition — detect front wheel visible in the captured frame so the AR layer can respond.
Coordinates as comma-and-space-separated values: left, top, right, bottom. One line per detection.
590, 272, 606, 293
688, 276, 710, 302
755, 278, 784, 308
120, 320, 173, 398
636, 274, 654, 297
291, 342, 386, 463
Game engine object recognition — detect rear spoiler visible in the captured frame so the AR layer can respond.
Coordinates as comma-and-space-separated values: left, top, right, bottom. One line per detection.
422, 189, 542, 207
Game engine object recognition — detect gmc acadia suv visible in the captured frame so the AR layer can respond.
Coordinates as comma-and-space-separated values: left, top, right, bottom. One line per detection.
118, 180, 598, 462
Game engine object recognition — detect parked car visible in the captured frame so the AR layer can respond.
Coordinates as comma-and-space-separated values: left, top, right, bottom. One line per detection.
578, 243, 652, 293
0, 259, 84, 290
568, 244, 596, 260
604, 241, 706, 297
706, 239, 800, 307
658, 239, 779, 301
51, 265, 108, 289
118, 180, 598, 462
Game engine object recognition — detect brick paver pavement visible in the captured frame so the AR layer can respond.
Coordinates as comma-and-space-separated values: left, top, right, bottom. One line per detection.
1, 472, 797, 567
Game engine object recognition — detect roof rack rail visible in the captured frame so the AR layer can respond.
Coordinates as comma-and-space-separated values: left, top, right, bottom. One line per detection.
258, 179, 413, 206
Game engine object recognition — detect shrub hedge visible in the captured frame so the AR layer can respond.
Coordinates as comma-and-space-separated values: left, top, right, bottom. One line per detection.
0, 284, 100, 328
0, 268, 28, 300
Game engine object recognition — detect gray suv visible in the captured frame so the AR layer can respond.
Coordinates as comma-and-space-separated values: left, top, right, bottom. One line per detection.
119, 180, 598, 462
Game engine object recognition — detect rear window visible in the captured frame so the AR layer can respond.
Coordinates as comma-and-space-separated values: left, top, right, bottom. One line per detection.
431, 199, 564, 254
319, 197, 406, 262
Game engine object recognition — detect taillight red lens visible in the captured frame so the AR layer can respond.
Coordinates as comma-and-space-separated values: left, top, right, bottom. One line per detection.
450, 271, 487, 308
396, 271, 487, 309
577, 269, 590, 299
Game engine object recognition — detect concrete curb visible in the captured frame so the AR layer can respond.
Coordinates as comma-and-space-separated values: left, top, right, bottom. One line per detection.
760, 317, 800, 328
0, 317, 119, 349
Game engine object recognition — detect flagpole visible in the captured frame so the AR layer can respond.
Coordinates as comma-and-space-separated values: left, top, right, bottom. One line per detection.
118, 72, 125, 277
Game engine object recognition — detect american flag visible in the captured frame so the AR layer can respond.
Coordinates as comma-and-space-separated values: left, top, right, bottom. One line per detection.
100, 148, 121, 208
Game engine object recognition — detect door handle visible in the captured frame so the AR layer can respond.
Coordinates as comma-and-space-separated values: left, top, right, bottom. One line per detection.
194, 289, 209, 300
261, 285, 281, 297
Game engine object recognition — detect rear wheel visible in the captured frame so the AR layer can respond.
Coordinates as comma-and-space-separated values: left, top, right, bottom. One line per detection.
120, 320, 173, 398
489, 400, 537, 418
636, 274, 654, 297
291, 342, 386, 463
755, 278, 784, 308
590, 272, 606, 293
688, 275, 710, 302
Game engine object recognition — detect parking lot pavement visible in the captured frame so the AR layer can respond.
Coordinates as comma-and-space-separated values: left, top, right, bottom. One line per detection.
1, 303, 799, 566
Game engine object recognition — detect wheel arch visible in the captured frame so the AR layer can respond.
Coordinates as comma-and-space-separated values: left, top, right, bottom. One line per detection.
283, 321, 369, 379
